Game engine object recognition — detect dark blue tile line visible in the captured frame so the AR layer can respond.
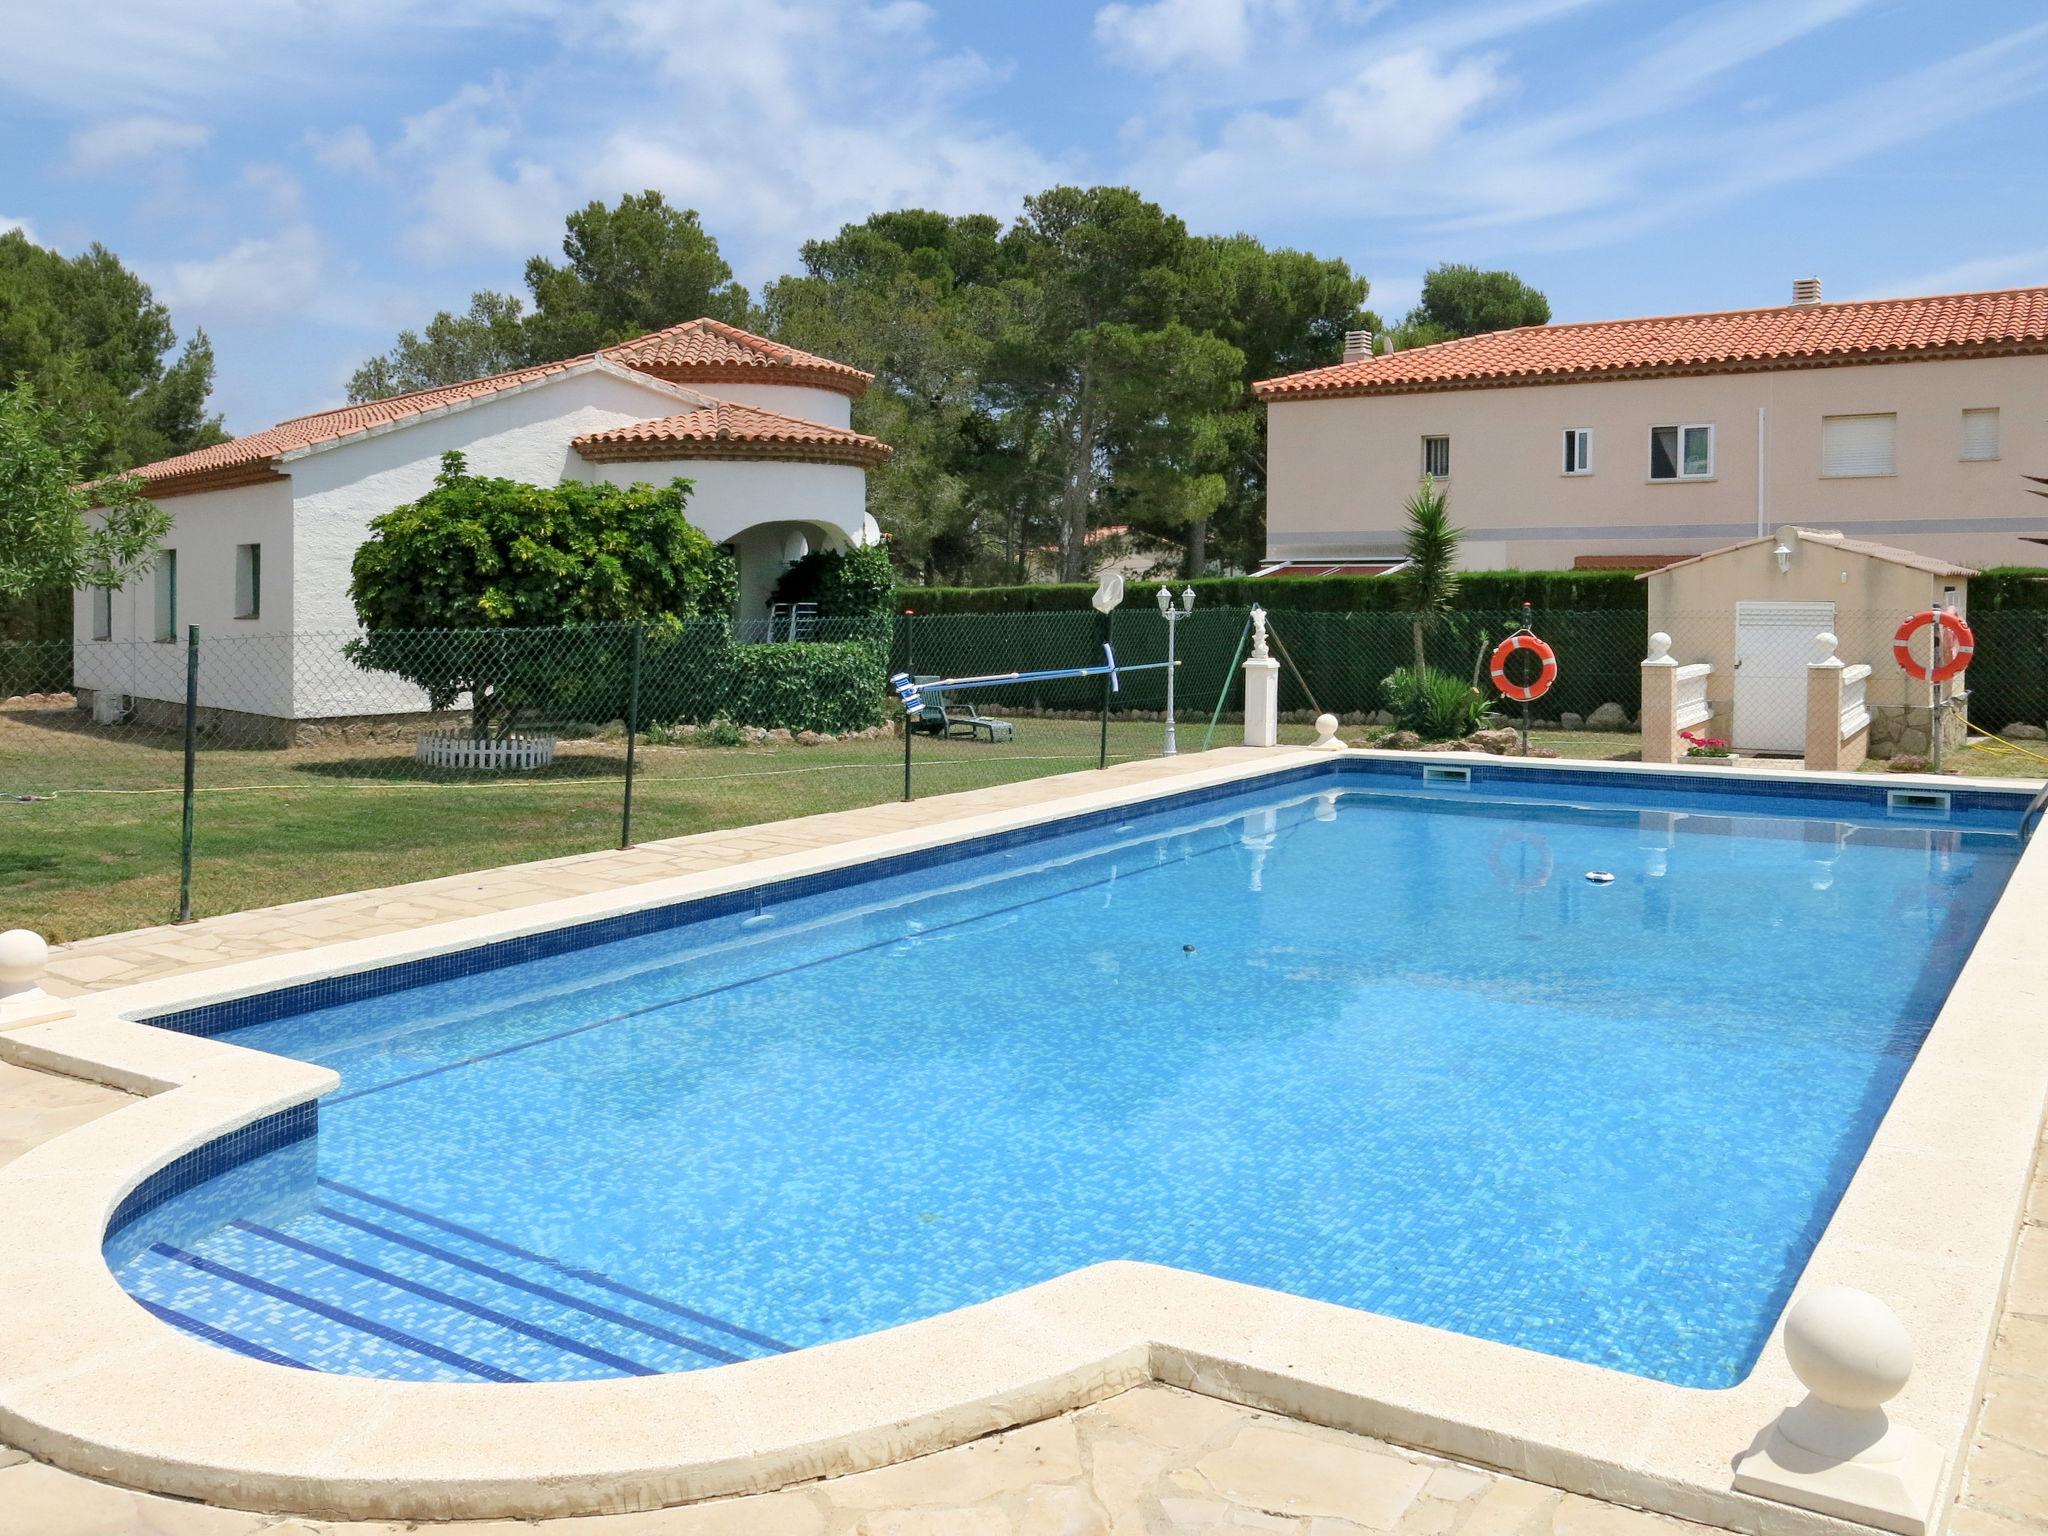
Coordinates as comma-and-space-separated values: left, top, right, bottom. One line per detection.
104, 1103, 318, 1241
317, 1180, 789, 1352
148, 755, 2030, 1041
150, 1243, 528, 1383
321, 834, 1215, 1111
311, 1201, 747, 1363
234, 1220, 658, 1378
133, 1295, 311, 1371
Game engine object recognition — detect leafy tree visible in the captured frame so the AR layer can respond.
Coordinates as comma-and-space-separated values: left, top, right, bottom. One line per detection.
347, 292, 530, 402
990, 186, 1243, 581
0, 383, 169, 601
1178, 235, 1370, 574
349, 193, 752, 401
0, 230, 224, 476
1398, 476, 1461, 671
522, 191, 753, 359
765, 211, 1008, 582
1404, 263, 1550, 339
346, 452, 731, 738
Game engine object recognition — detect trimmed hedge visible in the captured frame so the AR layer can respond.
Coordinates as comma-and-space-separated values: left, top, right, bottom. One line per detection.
711, 641, 886, 735
1964, 568, 2048, 610
900, 569, 1650, 615
900, 566, 2048, 616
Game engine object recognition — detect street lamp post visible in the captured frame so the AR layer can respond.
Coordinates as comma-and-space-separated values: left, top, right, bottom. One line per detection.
1157, 583, 1196, 756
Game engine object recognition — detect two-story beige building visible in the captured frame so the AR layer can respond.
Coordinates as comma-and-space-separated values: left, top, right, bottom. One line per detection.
1253, 282, 2048, 572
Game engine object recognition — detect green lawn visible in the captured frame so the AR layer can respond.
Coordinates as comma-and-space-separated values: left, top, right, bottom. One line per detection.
1, 705, 1159, 941
6, 705, 2038, 944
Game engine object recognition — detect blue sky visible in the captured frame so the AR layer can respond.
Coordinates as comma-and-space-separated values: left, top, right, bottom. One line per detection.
5, 0, 2047, 436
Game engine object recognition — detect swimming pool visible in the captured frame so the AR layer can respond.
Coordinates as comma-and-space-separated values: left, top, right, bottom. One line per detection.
106, 761, 2024, 1392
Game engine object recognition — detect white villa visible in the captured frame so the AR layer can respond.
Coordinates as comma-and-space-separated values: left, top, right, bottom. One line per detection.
74, 319, 890, 725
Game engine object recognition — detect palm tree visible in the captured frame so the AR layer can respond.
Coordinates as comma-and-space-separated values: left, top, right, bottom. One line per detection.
1400, 476, 1461, 671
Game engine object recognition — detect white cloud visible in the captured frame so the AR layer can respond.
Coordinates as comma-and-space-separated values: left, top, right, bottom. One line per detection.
67, 115, 209, 172
1853, 249, 2048, 301
305, 125, 380, 177
388, 80, 569, 263
157, 224, 327, 323
1094, 0, 1282, 73
1, 216, 36, 244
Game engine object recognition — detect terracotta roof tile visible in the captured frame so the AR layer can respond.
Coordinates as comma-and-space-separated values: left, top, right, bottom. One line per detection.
1255, 286, 2048, 401
604, 317, 873, 396
115, 319, 875, 498
572, 400, 893, 469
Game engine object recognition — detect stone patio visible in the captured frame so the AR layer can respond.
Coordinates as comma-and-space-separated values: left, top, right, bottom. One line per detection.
3, 753, 2043, 1535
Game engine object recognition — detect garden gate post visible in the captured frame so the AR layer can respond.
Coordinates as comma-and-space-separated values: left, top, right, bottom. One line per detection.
620, 622, 645, 850
176, 625, 199, 923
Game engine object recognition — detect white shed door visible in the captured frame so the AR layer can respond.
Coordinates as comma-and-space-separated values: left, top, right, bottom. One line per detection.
1734, 601, 1836, 753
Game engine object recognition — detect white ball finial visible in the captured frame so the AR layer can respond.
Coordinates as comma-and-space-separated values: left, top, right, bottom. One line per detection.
1811, 631, 1841, 666
1646, 632, 1673, 663
1310, 713, 1342, 749
1783, 1285, 1913, 1410
0, 929, 49, 1001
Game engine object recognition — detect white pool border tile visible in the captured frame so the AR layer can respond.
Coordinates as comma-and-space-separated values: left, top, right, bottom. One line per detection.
1, 748, 2042, 1529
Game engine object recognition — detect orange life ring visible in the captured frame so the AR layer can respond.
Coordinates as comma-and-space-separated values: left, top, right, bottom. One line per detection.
1892, 609, 1974, 683
1489, 633, 1558, 703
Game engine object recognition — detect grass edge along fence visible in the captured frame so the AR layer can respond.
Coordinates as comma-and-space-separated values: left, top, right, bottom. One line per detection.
7, 600, 2045, 937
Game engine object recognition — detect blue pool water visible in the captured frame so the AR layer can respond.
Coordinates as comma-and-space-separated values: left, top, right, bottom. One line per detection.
108, 764, 2025, 1389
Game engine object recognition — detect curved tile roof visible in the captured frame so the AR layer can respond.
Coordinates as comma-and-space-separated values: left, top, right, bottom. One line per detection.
573, 400, 892, 469
1255, 286, 2048, 401
604, 317, 873, 397
116, 319, 875, 498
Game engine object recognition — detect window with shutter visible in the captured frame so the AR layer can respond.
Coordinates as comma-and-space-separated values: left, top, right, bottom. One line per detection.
153, 550, 177, 643
1421, 436, 1450, 479
1961, 408, 2000, 461
1820, 413, 1896, 477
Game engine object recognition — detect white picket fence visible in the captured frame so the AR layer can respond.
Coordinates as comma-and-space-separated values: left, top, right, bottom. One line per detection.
414, 733, 558, 771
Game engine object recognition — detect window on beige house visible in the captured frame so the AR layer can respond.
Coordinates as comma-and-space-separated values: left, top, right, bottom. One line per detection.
1821, 413, 1897, 477
1422, 435, 1450, 479
1961, 408, 2000, 461
91, 585, 112, 641
1649, 424, 1713, 481
1562, 428, 1592, 475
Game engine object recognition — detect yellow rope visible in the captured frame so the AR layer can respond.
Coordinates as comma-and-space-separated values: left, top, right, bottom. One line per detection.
1964, 714, 2048, 764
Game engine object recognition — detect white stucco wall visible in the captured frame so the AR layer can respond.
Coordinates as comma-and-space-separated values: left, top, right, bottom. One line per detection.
1266, 353, 2048, 571
71, 477, 298, 718
581, 456, 878, 617
690, 381, 854, 430
79, 367, 882, 720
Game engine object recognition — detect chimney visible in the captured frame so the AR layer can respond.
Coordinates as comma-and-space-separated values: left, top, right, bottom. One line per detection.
1792, 277, 1822, 306
1343, 330, 1374, 363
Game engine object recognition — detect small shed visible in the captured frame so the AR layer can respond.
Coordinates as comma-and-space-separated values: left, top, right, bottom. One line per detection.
1643, 526, 1975, 756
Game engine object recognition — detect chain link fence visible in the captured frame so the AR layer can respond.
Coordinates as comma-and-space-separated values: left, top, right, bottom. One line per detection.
6, 602, 2040, 941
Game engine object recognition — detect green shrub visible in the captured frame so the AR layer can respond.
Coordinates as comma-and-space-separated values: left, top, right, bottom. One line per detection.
717, 642, 884, 734
1382, 666, 1487, 739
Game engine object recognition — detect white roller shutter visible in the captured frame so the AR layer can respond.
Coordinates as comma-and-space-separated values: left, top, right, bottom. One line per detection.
1821, 414, 1896, 477
1961, 408, 2000, 461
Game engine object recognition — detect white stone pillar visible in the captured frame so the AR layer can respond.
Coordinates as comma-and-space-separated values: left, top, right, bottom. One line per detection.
1640, 632, 1680, 765
1733, 1286, 1943, 1535
1243, 660, 1280, 748
1242, 606, 1280, 749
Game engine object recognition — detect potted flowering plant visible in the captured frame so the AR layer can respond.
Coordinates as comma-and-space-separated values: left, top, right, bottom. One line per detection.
1679, 729, 1734, 761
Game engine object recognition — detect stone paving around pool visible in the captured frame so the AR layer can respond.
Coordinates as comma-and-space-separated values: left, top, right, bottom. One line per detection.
3, 752, 2044, 1535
